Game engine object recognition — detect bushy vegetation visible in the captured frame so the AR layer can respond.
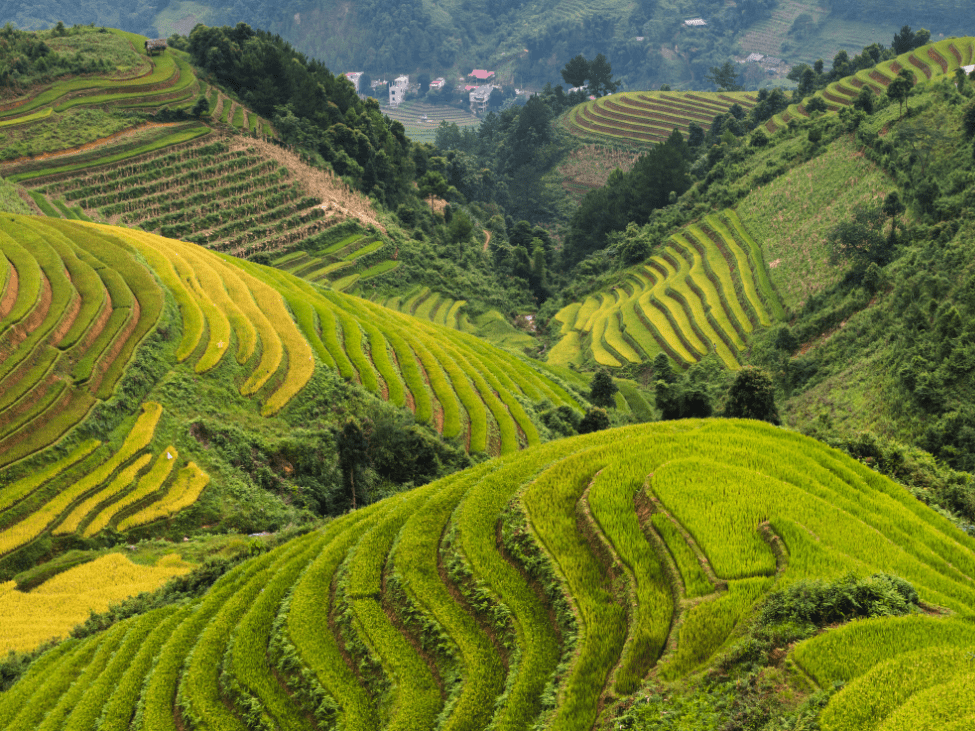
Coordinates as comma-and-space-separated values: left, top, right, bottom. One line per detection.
186, 24, 415, 207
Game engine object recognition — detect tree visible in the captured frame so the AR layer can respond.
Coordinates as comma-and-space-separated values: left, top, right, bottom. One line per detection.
706, 61, 743, 92
578, 407, 611, 434
963, 101, 975, 138
805, 96, 827, 114
589, 371, 618, 408
488, 87, 504, 111
892, 25, 916, 55
723, 367, 779, 423
191, 95, 209, 118
654, 353, 677, 384
827, 204, 894, 269
886, 69, 913, 118
336, 420, 370, 510
853, 87, 875, 114
687, 122, 705, 147
561, 54, 589, 87
588, 53, 621, 97
418, 72, 430, 94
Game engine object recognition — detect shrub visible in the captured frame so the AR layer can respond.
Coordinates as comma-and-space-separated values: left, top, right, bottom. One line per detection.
578, 407, 610, 433
723, 366, 779, 423
758, 573, 919, 629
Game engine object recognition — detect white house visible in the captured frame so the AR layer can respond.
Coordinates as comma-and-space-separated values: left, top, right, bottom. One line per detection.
684, 18, 707, 26
389, 75, 409, 107
344, 71, 363, 93
469, 85, 495, 113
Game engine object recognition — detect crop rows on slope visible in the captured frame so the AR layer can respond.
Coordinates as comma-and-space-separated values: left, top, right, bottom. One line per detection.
374, 286, 472, 331
766, 37, 975, 133
0, 215, 165, 467
255, 264, 580, 453
0, 402, 211, 553
549, 210, 780, 369
792, 615, 975, 731
25, 138, 333, 259
564, 91, 757, 145
271, 231, 399, 292
3, 216, 579, 455
8, 420, 975, 730
0, 32, 180, 121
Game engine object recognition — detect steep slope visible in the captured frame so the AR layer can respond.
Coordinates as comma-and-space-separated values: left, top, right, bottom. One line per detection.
549, 209, 783, 369
3, 419, 973, 729
0, 214, 582, 575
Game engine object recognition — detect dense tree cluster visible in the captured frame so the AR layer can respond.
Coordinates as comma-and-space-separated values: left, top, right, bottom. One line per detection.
187, 23, 415, 206
0, 22, 112, 90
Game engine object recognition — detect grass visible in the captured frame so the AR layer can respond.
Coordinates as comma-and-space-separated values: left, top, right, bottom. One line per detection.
736, 135, 890, 310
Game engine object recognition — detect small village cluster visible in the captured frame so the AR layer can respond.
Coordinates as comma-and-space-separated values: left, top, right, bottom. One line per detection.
343, 68, 499, 113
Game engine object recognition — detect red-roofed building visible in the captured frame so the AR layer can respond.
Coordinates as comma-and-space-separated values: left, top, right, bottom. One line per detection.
464, 85, 479, 91
469, 69, 495, 82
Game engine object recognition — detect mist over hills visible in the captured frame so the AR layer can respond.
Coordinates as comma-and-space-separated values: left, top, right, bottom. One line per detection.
5, 0, 975, 88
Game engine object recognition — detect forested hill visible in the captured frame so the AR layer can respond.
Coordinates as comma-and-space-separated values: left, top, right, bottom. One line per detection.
6, 0, 975, 89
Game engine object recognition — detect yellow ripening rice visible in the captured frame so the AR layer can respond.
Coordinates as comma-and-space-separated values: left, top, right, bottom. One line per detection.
0, 552, 191, 653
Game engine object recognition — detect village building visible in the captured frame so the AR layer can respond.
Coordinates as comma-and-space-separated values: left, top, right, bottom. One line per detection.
429, 77, 446, 90
469, 85, 495, 113
469, 69, 495, 82
683, 18, 707, 27
145, 39, 167, 55
389, 75, 409, 107
344, 72, 364, 93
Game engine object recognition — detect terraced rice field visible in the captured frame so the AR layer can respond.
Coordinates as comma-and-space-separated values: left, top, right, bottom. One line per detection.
564, 91, 758, 145
795, 615, 975, 730
272, 230, 398, 293
0, 552, 191, 653
373, 287, 540, 352
7, 418, 974, 730
0, 214, 578, 485
550, 210, 783, 369
383, 100, 480, 143
24, 138, 339, 260
765, 37, 975, 133
0, 31, 270, 186
375, 286, 472, 330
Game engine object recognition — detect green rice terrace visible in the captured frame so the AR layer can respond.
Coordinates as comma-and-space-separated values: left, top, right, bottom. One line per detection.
371, 287, 537, 352
271, 227, 397, 294
0, 213, 581, 470
3, 418, 973, 730
765, 37, 975, 132
382, 100, 480, 144
0, 26, 271, 186
550, 210, 784, 370
563, 91, 758, 146
19, 137, 371, 261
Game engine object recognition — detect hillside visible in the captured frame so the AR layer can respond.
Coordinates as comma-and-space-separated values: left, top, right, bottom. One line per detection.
6, 20, 975, 731
0, 213, 588, 586
2, 420, 973, 729
6, 0, 975, 91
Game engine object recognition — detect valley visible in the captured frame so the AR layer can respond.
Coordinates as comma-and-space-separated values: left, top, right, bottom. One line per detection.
0, 17, 974, 731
